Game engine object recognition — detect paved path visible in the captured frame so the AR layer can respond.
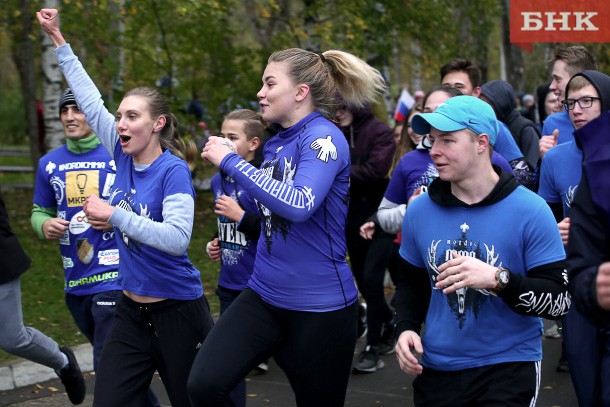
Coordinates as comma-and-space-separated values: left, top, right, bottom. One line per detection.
0, 334, 577, 406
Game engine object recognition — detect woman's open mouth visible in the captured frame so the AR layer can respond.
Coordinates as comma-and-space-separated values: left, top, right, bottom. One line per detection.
120, 135, 131, 145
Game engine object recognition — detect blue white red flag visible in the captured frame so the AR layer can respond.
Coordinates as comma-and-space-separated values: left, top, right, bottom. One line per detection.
394, 88, 414, 123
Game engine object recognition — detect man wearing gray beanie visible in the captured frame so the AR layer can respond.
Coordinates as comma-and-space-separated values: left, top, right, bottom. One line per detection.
58, 87, 77, 115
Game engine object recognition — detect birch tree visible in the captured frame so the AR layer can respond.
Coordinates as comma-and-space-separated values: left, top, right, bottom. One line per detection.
40, 0, 64, 152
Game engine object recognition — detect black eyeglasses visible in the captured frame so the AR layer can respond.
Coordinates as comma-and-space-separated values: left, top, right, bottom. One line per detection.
561, 96, 601, 110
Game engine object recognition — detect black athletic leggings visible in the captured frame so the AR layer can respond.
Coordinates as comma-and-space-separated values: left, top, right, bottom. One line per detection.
93, 295, 214, 407
187, 288, 358, 406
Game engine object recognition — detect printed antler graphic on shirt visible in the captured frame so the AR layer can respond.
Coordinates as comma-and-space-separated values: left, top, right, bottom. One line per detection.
428, 240, 441, 289
484, 243, 499, 266
429, 239, 467, 314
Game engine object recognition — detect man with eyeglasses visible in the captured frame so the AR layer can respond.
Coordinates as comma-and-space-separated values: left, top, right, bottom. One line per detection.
538, 70, 610, 407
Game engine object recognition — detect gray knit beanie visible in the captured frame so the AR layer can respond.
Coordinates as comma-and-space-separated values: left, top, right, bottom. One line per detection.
58, 88, 77, 116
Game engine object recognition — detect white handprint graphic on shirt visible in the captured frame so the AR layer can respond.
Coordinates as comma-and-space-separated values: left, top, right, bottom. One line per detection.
310, 136, 337, 162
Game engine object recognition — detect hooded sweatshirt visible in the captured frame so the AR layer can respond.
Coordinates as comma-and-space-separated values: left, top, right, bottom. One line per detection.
571, 69, 610, 153
340, 104, 395, 204
566, 70, 610, 223
566, 70, 610, 328
0, 189, 31, 284
394, 167, 567, 370
340, 104, 396, 238
538, 70, 610, 220
481, 80, 541, 170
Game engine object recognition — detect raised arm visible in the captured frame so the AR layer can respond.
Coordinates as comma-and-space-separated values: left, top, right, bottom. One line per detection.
37, 9, 118, 156
203, 133, 348, 223
36, 9, 66, 47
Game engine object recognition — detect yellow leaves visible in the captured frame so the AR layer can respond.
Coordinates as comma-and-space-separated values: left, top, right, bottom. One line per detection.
63, 0, 110, 9
255, 0, 281, 18
268, 0, 282, 13
121, 6, 138, 16
209, 1, 224, 11
32, 383, 60, 393
353, 18, 367, 31
260, 8, 271, 18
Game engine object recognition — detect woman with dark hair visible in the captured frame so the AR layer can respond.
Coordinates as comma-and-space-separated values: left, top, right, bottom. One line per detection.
536, 82, 562, 130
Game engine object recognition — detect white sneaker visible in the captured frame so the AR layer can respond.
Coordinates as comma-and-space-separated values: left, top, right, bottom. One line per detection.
545, 324, 562, 339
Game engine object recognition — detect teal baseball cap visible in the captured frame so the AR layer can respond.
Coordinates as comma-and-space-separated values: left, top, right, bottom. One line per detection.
411, 95, 498, 146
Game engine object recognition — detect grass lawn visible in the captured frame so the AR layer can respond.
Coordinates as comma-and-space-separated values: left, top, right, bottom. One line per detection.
0, 181, 221, 364
0, 153, 34, 186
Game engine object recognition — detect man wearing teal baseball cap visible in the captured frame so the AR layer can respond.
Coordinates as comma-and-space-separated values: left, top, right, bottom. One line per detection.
392, 95, 569, 406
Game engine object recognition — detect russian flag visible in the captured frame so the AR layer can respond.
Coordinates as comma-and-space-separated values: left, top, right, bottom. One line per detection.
394, 88, 415, 123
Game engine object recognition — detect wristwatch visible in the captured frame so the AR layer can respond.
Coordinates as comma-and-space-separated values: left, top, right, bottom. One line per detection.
490, 266, 510, 296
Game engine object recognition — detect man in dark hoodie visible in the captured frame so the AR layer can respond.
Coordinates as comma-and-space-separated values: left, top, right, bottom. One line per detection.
336, 103, 396, 373
394, 96, 568, 406
480, 80, 541, 190
556, 70, 610, 407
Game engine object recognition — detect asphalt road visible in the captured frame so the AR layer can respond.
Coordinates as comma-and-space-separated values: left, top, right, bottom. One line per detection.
0, 333, 577, 406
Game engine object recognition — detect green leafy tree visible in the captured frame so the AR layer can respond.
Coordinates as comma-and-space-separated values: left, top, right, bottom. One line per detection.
4, 0, 42, 174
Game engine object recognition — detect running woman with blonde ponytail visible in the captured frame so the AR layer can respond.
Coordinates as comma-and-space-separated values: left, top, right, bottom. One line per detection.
188, 48, 386, 406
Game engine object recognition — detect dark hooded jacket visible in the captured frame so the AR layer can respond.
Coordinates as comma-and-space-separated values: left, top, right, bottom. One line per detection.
0, 187, 31, 284
481, 80, 541, 169
340, 104, 395, 212
565, 70, 610, 328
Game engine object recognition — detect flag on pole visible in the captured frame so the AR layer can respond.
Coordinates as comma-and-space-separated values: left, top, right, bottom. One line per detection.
394, 88, 415, 123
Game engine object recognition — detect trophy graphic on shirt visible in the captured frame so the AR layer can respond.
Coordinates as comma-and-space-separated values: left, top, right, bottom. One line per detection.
76, 173, 88, 194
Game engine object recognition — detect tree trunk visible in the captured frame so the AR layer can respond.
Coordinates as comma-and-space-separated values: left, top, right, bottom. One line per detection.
108, 0, 125, 107
409, 41, 422, 93
500, 0, 524, 91
10, 0, 41, 178
151, 0, 175, 98
40, 0, 65, 152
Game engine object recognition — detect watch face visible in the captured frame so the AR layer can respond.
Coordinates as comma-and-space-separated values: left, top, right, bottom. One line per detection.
499, 269, 509, 284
